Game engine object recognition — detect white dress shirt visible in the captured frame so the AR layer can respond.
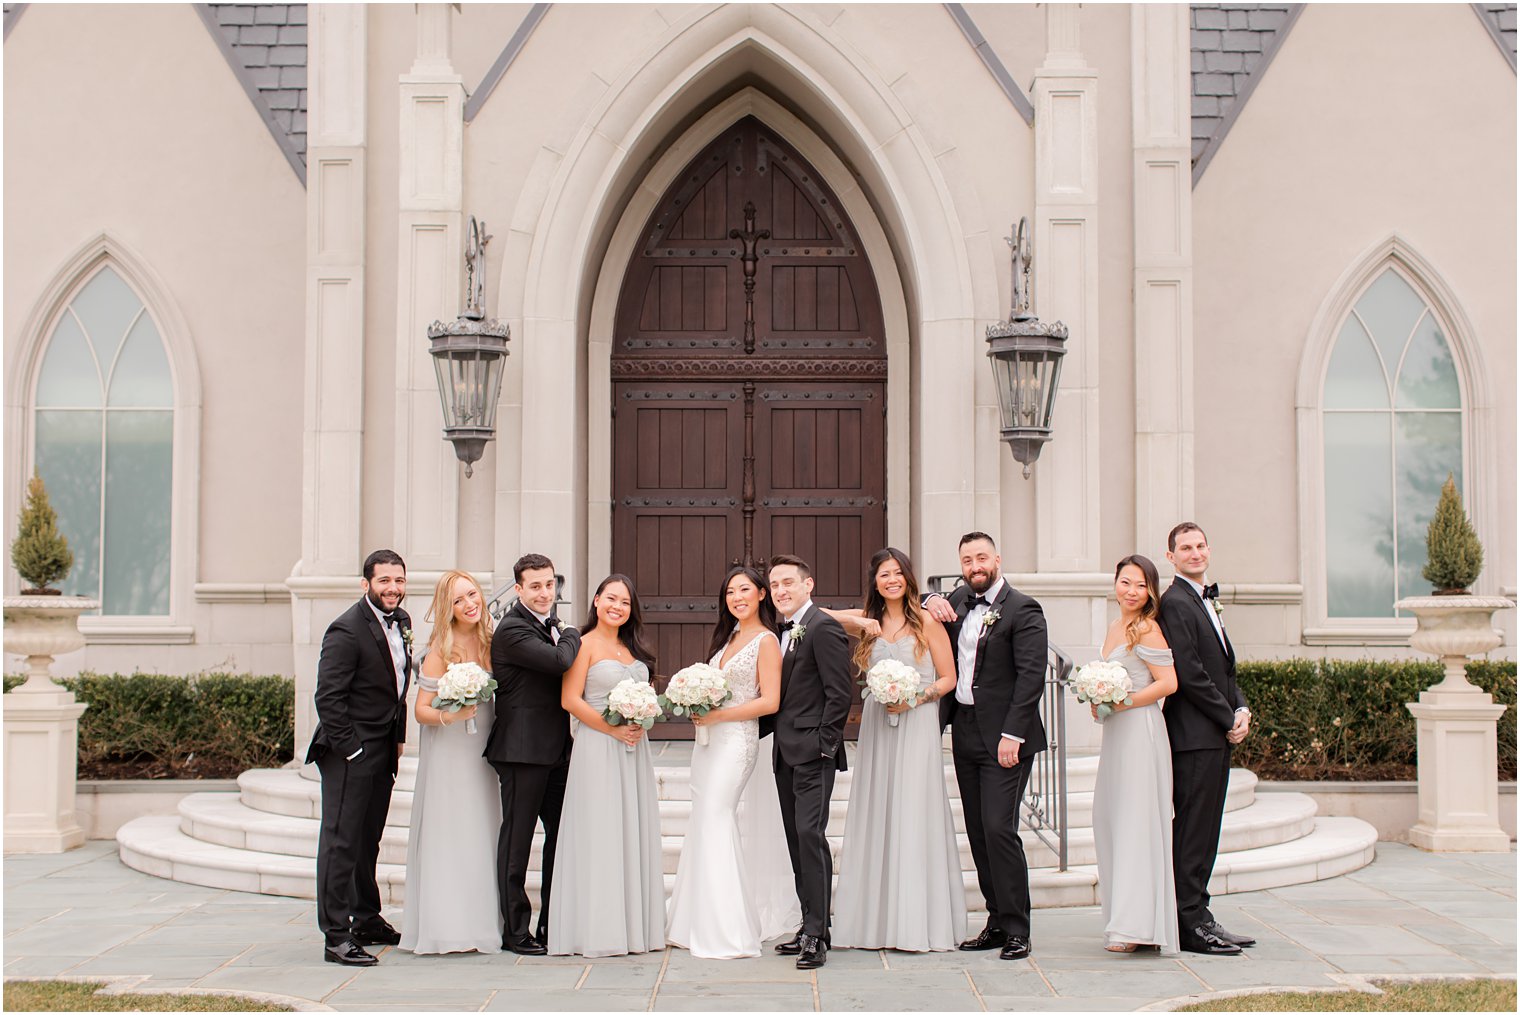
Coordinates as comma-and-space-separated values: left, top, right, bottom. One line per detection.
780, 600, 813, 654
954, 577, 1004, 706
365, 597, 408, 699
1176, 573, 1248, 716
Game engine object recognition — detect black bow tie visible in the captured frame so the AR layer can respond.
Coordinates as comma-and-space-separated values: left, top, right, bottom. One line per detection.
967, 594, 990, 610
779, 620, 796, 632
1200, 583, 1220, 600
382, 613, 400, 629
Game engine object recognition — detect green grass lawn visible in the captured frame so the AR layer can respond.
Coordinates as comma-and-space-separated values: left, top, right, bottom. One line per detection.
3, 980, 293, 1012
1179, 978, 1516, 1012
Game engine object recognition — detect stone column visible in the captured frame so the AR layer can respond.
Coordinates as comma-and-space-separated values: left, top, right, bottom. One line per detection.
1131, 4, 1195, 550
291, 4, 371, 758
394, 3, 466, 572
1032, 4, 1102, 577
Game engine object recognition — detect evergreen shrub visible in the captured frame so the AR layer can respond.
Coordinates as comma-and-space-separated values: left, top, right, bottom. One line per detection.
2, 672, 294, 778
1233, 658, 1515, 780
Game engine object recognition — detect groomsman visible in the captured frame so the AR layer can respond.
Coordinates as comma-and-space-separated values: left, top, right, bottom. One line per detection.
1158, 522, 1254, 956
486, 554, 581, 956
924, 532, 1046, 961
765, 554, 852, 969
307, 549, 412, 966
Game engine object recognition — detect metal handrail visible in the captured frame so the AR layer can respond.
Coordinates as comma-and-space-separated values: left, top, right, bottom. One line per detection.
486, 573, 569, 626
928, 573, 1071, 872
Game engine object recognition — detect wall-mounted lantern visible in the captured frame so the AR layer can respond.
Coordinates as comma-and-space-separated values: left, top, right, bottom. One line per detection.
986, 218, 1068, 478
428, 216, 510, 477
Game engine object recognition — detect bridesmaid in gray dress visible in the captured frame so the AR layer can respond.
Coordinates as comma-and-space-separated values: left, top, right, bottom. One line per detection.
829, 548, 966, 951
1090, 554, 1180, 955
401, 571, 504, 954
548, 574, 665, 957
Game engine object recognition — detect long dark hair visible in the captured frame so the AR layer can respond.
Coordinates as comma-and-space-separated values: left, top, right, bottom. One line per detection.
1114, 554, 1162, 649
582, 573, 656, 669
706, 564, 780, 662
852, 547, 929, 672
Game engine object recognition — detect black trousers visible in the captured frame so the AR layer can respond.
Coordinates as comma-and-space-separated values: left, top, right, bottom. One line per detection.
774, 756, 837, 940
315, 739, 397, 946
951, 706, 1035, 939
491, 759, 569, 942
1172, 746, 1232, 932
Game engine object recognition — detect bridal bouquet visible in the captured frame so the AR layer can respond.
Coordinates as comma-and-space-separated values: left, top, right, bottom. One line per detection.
863, 657, 922, 728
434, 661, 497, 735
659, 662, 731, 747
603, 678, 663, 752
1071, 659, 1132, 721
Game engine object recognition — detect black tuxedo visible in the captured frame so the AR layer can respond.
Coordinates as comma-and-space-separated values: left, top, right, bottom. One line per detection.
487, 601, 581, 943
941, 580, 1047, 940
768, 603, 852, 940
1157, 576, 1247, 934
308, 598, 412, 947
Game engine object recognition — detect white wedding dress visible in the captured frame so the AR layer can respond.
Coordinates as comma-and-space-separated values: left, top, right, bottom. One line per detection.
666, 630, 801, 958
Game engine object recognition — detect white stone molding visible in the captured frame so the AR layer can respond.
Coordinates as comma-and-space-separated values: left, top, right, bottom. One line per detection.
497, 4, 989, 605
1294, 235, 1499, 644
1131, 4, 1196, 557
3, 234, 202, 641
394, 4, 465, 572
193, 583, 294, 604
582, 88, 912, 584
302, 4, 367, 579
1032, 4, 1101, 574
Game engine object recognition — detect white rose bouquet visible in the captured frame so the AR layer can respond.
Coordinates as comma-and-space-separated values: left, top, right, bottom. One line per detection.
658, 662, 731, 747
1071, 659, 1133, 721
863, 657, 922, 728
434, 661, 497, 735
602, 678, 663, 752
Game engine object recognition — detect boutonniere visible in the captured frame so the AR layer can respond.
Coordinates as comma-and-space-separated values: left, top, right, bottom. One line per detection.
980, 610, 1001, 631
790, 623, 807, 645
401, 626, 415, 651
1210, 600, 1225, 620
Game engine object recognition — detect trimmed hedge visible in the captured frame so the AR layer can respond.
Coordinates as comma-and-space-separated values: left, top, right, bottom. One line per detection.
1233, 659, 1516, 781
2, 672, 293, 779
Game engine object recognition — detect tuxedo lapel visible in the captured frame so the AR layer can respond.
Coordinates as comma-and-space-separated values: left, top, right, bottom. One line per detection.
397, 612, 413, 699
1180, 579, 1229, 653
971, 583, 1011, 683
512, 600, 554, 643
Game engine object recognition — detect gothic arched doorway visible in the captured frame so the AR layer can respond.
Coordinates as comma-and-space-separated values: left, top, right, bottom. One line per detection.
611, 116, 887, 729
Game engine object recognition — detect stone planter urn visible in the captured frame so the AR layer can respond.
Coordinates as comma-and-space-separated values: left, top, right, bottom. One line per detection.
1396, 594, 1514, 852
3, 594, 96, 853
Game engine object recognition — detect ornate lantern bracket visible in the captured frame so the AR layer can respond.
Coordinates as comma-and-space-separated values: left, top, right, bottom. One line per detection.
986, 218, 1069, 479
428, 216, 510, 477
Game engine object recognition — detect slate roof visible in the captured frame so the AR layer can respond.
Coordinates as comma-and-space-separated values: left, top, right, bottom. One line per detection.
1474, 3, 1518, 70
201, 3, 308, 181
1190, 4, 1303, 181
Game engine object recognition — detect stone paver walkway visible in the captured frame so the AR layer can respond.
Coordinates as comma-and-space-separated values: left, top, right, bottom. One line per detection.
3, 842, 1514, 1011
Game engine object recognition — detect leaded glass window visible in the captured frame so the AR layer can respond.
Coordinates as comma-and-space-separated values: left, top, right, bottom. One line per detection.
1323, 268, 1463, 618
33, 265, 173, 614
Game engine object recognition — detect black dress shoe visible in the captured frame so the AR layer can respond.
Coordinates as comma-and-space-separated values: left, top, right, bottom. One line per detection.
351, 920, 401, 946
1202, 921, 1255, 947
1179, 925, 1242, 955
504, 935, 547, 956
796, 934, 827, 969
999, 936, 1032, 961
958, 926, 1008, 951
324, 940, 378, 966
774, 930, 804, 955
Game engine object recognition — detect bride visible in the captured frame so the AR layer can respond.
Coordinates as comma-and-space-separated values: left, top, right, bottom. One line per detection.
666, 564, 800, 958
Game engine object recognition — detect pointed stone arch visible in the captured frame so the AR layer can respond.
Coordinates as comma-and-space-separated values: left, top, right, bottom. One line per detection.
6, 234, 201, 636
1296, 234, 1496, 642
498, 4, 994, 604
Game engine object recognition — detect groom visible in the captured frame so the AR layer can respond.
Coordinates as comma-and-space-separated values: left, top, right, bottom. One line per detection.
486, 553, 581, 956
1158, 522, 1254, 956
924, 532, 1047, 961
764, 554, 852, 970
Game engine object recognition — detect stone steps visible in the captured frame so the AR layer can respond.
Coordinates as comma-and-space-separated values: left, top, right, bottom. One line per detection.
177, 778, 1306, 872
115, 813, 1378, 911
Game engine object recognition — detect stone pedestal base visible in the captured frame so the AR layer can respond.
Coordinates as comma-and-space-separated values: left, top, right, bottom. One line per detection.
4, 688, 89, 853
1405, 688, 1511, 852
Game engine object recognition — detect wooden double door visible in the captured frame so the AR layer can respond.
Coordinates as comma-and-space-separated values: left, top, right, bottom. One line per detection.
611, 117, 888, 706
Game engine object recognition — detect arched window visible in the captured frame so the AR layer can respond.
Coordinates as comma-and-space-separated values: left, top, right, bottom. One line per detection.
1322, 266, 1463, 618
33, 264, 173, 615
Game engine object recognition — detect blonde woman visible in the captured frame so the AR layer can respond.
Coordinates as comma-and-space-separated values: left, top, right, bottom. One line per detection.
399, 570, 504, 954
